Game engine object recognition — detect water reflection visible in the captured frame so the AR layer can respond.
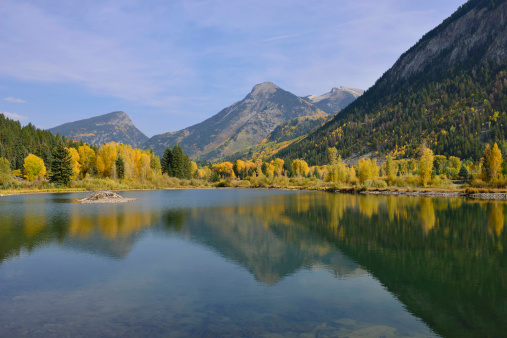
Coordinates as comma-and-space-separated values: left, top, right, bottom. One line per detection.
0, 191, 506, 336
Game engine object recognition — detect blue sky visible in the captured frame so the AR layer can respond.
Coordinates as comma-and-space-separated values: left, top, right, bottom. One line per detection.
0, 0, 467, 137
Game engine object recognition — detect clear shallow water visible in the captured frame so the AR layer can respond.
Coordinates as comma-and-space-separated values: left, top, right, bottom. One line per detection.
0, 189, 505, 337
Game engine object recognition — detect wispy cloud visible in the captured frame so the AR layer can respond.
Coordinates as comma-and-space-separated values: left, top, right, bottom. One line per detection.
263, 34, 304, 42
4, 97, 26, 103
1, 111, 28, 121
0, 0, 468, 135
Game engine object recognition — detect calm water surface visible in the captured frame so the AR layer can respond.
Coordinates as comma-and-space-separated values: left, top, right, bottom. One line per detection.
0, 189, 506, 337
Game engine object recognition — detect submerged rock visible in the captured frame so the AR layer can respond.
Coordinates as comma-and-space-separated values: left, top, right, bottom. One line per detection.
78, 190, 136, 204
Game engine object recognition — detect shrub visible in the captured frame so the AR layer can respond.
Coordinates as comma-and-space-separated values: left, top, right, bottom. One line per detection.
363, 179, 388, 189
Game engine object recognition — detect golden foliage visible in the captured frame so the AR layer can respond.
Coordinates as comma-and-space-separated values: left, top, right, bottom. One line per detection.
67, 147, 81, 179
419, 147, 434, 186
23, 154, 46, 181
78, 144, 95, 177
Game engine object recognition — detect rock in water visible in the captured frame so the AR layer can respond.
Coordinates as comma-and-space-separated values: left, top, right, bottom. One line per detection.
78, 190, 136, 204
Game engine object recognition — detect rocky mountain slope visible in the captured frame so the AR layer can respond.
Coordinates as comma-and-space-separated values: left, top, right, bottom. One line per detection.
223, 114, 332, 162
49, 111, 148, 148
304, 87, 364, 114
145, 82, 328, 160
278, 0, 507, 165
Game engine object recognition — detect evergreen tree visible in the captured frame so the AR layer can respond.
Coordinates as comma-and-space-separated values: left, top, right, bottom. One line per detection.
459, 164, 470, 179
171, 145, 185, 179
116, 156, 125, 179
49, 142, 73, 186
161, 147, 173, 176
313, 167, 320, 179
183, 154, 191, 179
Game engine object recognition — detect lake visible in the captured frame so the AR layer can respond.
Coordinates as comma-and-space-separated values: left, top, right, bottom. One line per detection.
0, 189, 505, 337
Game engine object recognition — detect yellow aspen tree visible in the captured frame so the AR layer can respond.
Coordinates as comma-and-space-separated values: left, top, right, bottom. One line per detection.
356, 159, 379, 183
215, 162, 235, 179
327, 147, 338, 166
140, 153, 151, 179
189, 161, 198, 178
272, 158, 285, 176
130, 149, 143, 178
78, 144, 95, 177
23, 154, 47, 181
356, 159, 367, 183
385, 155, 397, 184
292, 159, 309, 177
95, 142, 118, 178
419, 147, 434, 186
484, 142, 503, 181
66, 147, 81, 179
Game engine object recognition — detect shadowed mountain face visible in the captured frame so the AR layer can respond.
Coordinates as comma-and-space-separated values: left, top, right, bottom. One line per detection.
304, 87, 364, 114
144, 82, 328, 160
49, 111, 148, 148
278, 0, 507, 164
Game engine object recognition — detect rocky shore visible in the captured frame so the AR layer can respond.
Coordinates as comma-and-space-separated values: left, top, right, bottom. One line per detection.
359, 190, 507, 200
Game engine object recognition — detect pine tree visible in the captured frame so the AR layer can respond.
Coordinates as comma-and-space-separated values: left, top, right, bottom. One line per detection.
116, 156, 125, 179
49, 142, 73, 186
171, 145, 185, 179
459, 164, 470, 179
161, 147, 173, 176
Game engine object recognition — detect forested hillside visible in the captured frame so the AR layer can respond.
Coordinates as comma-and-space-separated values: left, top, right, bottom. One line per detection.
278, 0, 507, 165
0, 113, 72, 170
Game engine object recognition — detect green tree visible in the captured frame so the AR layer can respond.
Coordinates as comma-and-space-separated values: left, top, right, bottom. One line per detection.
313, 167, 321, 179
459, 164, 470, 179
116, 156, 125, 180
161, 147, 173, 176
0, 157, 12, 185
49, 142, 73, 186
171, 145, 185, 179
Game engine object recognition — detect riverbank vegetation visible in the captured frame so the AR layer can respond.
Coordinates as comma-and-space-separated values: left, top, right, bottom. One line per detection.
1, 133, 507, 195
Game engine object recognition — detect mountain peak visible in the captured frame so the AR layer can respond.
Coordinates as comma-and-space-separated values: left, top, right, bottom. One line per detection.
249, 82, 280, 97
304, 86, 364, 113
49, 111, 148, 147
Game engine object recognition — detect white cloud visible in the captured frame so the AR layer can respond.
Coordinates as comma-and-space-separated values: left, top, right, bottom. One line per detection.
1, 111, 28, 121
0, 0, 194, 107
4, 97, 26, 103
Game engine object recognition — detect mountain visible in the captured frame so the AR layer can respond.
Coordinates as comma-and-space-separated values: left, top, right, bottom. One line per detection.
49, 111, 148, 148
278, 0, 507, 165
223, 114, 332, 162
304, 87, 364, 114
145, 82, 328, 160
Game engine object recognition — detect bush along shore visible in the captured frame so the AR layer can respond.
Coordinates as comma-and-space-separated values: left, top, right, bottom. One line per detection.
3, 141, 507, 201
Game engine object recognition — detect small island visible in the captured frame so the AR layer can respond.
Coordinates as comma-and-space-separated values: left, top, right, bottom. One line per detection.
77, 190, 136, 204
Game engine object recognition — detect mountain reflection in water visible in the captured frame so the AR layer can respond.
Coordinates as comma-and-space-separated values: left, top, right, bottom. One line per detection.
0, 190, 505, 337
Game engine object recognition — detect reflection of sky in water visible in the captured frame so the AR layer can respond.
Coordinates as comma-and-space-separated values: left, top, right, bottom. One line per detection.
0, 190, 506, 336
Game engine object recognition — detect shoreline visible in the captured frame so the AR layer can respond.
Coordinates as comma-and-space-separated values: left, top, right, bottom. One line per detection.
2, 185, 507, 201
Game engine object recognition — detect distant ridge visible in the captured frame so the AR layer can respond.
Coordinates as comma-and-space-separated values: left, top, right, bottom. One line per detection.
50, 111, 148, 148
304, 87, 364, 114
144, 82, 329, 160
